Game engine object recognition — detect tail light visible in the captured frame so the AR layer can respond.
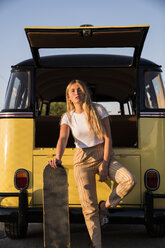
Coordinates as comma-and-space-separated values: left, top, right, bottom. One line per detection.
144, 169, 160, 191
14, 169, 29, 190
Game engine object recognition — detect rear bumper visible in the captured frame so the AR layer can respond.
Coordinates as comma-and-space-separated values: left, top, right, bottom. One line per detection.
0, 206, 43, 223
0, 190, 165, 224
144, 190, 165, 225
0, 190, 42, 223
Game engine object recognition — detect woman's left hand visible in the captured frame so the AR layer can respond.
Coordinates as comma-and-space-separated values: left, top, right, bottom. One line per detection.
99, 161, 109, 182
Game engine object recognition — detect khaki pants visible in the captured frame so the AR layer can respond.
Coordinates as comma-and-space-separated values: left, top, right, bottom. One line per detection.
74, 143, 136, 247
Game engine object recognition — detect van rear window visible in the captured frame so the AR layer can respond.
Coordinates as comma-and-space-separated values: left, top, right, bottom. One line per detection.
145, 71, 165, 109
3, 71, 30, 110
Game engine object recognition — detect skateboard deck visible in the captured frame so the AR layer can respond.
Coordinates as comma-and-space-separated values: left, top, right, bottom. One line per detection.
43, 164, 70, 248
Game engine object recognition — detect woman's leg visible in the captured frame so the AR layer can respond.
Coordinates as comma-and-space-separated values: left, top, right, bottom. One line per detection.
106, 158, 136, 208
74, 164, 102, 247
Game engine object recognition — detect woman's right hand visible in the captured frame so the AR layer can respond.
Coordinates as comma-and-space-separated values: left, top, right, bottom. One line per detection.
48, 158, 61, 168
99, 161, 109, 182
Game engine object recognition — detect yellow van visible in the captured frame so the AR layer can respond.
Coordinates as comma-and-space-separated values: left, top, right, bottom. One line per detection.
0, 25, 165, 239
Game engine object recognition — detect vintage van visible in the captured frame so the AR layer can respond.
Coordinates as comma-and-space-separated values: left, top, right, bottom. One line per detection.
0, 25, 165, 239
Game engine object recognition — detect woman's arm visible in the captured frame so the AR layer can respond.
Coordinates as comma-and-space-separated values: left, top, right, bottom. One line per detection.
48, 124, 70, 168
99, 116, 112, 182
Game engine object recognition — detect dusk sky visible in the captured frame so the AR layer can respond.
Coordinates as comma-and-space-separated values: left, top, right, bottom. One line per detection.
0, 0, 165, 109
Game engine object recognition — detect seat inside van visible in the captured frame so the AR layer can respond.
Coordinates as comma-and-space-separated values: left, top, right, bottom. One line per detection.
35, 115, 137, 148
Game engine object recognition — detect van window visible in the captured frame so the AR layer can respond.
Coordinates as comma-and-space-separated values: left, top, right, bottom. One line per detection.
4, 71, 30, 110
38, 101, 67, 116
99, 102, 121, 115
100, 100, 135, 115
145, 71, 165, 109
38, 100, 135, 116
49, 102, 67, 116
39, 47, 135, 58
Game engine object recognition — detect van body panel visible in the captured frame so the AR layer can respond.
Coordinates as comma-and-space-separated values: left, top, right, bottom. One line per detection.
0, 118, 33, 207
32, 149, 141, 207
33, 152, 80, 206
139, 117, 165, 208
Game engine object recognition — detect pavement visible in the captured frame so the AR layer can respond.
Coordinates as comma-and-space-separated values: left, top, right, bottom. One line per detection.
0, 222, 165, 248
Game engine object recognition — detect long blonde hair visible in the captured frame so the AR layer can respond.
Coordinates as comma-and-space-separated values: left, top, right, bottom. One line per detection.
66, 79, 106, 139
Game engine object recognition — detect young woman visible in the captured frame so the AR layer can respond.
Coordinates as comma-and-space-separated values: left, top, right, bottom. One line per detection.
48, 79, 136, 248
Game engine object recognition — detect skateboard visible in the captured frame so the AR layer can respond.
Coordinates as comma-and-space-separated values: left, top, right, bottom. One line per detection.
43, 164, 70, 248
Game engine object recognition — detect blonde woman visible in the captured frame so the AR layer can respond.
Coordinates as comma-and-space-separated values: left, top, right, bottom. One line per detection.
48, 79, 136, 248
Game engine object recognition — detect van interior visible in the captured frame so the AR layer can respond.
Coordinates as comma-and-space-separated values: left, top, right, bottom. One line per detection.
35, 65, 137, 148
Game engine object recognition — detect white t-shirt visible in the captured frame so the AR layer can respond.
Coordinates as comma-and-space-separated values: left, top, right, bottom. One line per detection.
60, 103, 109, 148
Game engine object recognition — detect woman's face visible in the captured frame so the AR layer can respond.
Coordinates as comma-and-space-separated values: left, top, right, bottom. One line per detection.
68, 83, 85, 104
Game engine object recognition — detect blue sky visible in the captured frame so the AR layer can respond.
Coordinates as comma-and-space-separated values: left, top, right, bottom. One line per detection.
0, 0, 165, 109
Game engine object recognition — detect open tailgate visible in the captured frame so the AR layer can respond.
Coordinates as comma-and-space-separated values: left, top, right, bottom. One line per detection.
25, 25, 149, 67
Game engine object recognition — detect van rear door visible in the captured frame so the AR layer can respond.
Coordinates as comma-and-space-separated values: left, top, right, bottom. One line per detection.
25, 25, 149, 67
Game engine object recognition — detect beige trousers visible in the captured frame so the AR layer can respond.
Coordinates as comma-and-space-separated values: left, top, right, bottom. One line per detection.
73, 143, 136, 247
